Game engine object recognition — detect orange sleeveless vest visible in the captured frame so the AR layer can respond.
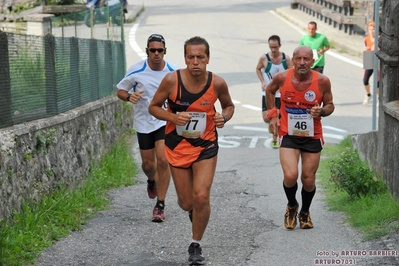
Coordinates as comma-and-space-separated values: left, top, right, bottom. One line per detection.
279, 69, 324, 141
165, 70, 218, 168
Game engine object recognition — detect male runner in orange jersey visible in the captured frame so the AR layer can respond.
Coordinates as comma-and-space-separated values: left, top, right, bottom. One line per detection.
149, 36, 235, 265
266, 45, 334, 230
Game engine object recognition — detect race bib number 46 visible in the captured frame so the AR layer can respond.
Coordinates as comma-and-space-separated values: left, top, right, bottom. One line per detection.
176, 112, 207, 138
288, 113, 314, 137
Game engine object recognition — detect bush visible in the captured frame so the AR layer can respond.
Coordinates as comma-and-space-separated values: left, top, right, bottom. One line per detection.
329, 147, 386, 199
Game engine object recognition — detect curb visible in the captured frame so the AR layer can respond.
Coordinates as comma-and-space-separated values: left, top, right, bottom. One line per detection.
125, 4, 143, 23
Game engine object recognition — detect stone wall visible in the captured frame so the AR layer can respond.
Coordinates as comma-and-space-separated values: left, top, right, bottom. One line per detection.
0, 96, 134, 220
352, 0, 399, 198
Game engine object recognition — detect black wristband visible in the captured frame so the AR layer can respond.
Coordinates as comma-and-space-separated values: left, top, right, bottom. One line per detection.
222, 115, 227, 124
321, 108, 326, 117
126, 93, 131, 102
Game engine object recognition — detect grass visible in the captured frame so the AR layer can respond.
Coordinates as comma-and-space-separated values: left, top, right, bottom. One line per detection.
125, 5, 145, 24
318, 137, 399, 240
329, 40, 336, 49
0, 133, 137, 266
2, 134, 398, 265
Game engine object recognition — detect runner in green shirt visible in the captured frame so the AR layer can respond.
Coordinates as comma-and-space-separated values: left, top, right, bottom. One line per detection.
299, 21, 330, 73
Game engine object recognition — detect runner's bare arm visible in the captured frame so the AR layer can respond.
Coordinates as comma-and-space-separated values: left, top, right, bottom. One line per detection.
214, 75, 235, 125
319, 75, 334, 117
255, 54, 267, 91
265, 71, 284, 110
265, 72, 284, 134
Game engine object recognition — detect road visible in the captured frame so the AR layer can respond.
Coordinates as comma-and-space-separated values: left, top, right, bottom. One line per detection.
33, 1, 398, 266
126, 0, 374, 146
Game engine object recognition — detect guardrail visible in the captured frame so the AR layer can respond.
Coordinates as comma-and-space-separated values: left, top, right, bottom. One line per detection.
291, 0, 375, 35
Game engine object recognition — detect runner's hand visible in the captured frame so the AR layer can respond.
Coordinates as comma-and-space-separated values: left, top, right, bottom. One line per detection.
174, 112, 192, 126
130, 90, 144, 104
214, 112, 225, 128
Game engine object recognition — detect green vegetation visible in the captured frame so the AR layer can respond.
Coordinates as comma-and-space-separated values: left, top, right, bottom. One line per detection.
46, 0, 80, 6
35, 129, 56, 154
10, 1, 40, 14
10, 47, 46, 114
0, 134, 137, 266
24, 152, 33, 161
329, 143, 387, 199
10, 0, 81, 13
319, 137, 399, 240
126, 5, 145, 24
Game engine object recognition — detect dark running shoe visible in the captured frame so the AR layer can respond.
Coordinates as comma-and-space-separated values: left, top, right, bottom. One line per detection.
152, 205, 165, 223
188, 209, 193, 223
299, 211, 314, 229
284, 202, 299, 229
147, 180, 157, 199
188, 242, 205, 265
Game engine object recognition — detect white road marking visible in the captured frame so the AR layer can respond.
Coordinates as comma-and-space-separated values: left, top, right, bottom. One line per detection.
129, 10, 147, 60
126, 9, 354, 137
233, 126, 267, 132
323, 125, 348, 133
232, 125, 346, 140
241, 104, 262, 111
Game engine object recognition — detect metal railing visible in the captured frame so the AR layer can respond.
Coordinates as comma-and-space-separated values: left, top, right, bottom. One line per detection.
0, 11, 125, 129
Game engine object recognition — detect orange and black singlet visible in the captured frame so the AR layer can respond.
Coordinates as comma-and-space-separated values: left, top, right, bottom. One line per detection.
165, 70, 218, 168
279, 69, 324, 142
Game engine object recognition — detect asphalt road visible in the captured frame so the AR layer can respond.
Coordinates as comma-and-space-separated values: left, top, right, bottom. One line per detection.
33, 1, 399, 265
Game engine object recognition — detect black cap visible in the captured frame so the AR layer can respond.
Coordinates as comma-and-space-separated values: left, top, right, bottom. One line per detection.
147, 34, 165, 46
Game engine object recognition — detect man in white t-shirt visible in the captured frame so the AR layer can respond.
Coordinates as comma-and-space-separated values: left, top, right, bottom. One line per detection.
117, 34, 178, 222
256, 35, 293, 148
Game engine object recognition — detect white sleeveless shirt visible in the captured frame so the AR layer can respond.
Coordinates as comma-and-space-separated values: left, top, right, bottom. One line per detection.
262, 52, 288, 98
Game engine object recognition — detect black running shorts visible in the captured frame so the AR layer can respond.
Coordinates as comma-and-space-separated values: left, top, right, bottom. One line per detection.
280, 134, 323, 153
262, 95, 281, 112
136, 126, 166, 150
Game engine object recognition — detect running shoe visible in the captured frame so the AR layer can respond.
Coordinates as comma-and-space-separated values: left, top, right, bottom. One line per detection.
298, 211, 314, 229
271, 140, 279, 149
152, 205, 165, 222
188, 243, 205, 265
188, 209, 193, 223
363, 95, 372, 105
284, 202, 299, 229
147, 180, 157, 199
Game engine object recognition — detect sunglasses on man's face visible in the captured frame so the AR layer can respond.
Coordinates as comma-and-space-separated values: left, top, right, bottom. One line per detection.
148, 48, 165, 53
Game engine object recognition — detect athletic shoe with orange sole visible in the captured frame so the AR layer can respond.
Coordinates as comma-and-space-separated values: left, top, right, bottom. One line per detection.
299, 211, 314, 229
284, 202, 299, 229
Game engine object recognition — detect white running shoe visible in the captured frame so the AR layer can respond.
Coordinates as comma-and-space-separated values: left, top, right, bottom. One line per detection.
363, 95, 372, 105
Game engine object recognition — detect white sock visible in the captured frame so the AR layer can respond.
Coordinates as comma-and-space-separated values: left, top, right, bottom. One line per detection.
191, 239, 201, 246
